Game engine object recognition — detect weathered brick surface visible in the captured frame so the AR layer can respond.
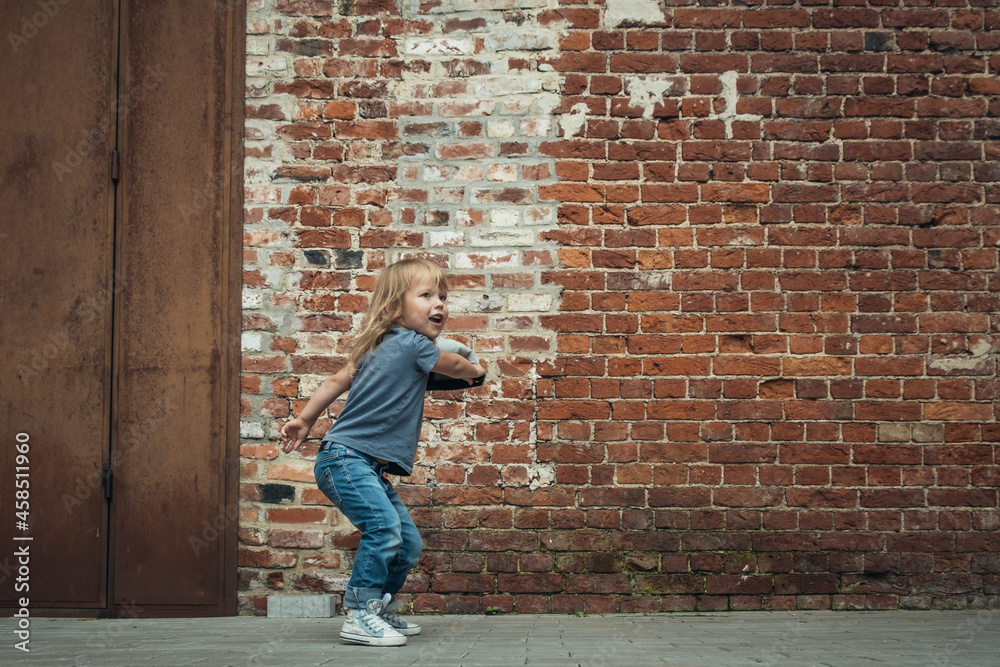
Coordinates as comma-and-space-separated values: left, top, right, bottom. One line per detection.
240, 0, 1000, 614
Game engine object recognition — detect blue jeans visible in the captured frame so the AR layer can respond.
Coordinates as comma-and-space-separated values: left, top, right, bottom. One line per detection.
314, 442, 423, 610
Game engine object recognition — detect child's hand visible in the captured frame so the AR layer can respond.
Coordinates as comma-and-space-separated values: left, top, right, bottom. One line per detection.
468, 360, 487, 385
279, 418, 311, 453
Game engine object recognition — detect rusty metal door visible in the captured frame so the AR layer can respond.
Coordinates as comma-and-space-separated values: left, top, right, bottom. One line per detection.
1, 0, 118, 610
1, 0, 242, 616
109, 0, 242, 614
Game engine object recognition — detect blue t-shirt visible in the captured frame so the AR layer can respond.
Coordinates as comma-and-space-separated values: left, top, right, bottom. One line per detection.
323, 326, 441, 475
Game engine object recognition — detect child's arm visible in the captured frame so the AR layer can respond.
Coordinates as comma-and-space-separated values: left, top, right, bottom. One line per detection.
279, 366, 353, 453
431, 351, 487, 384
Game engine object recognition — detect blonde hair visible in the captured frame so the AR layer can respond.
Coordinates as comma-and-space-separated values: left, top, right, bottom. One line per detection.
348, 258, 448, 374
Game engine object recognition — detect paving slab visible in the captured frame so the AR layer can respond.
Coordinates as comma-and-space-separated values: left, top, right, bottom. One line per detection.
2, 611, 998, 666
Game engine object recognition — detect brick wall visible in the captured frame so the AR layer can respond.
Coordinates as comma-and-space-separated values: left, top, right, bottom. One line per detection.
240, 0, 1000, 614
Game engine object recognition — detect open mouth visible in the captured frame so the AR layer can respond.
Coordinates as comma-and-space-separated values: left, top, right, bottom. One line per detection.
429, 315, 444, 324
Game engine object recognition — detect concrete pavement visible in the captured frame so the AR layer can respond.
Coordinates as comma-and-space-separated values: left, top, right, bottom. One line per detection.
3, 610, 999, 666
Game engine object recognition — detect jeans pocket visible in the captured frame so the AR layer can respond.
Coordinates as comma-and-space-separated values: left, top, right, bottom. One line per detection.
316, 460, 344, 507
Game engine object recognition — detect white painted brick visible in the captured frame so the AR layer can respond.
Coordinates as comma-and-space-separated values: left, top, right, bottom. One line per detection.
487, 120, 516, 138
476, 77, 543, 98
508, 293, 554, 312
243, 290, 263, 309
487, 164, 518, 182
491, 210, 522, 227
242, 332, 263, 352
246, 55, 287, 76
424, 164, 451, 182
430, 231, 466, 247
455, 252, 519, 269
448, 294, 472, 312
300, 375, 327, 396
404, 37, 473, 55
453, 0, 515, 10
475, 294, 504, 312
471, 230, 535, 247
246, 35, 271, 56
603, 0, 666, 28
484, 31, 555, 52
240, 421, 266, 439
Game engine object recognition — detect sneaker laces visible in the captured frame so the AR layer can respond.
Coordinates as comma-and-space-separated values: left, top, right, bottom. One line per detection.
378, 594, 406, 626
382, 607, 406, 626
355, 597, 396, 635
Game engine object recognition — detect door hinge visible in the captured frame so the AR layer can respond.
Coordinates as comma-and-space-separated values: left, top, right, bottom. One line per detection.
102, 466, 114, 500
111, 150, 120, 181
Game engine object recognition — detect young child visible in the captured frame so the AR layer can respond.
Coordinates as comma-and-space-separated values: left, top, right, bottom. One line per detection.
279, 258, 486, 647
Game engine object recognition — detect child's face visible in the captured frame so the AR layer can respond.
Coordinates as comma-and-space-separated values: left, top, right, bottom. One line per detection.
399, 272, 449, 341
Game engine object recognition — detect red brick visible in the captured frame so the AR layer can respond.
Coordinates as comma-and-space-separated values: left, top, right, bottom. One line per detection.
743, 10, 810, 28
702, 183, 771, 203
714, 488, 783, 508
680, 54, 748, 73
610, 54, 678, 73
432, 574, 495, 593
240, 0, 1000, 614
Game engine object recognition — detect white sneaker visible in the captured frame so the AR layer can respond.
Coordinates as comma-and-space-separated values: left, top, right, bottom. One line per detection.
380, 595, 422, 636
340, 597, 407, 647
